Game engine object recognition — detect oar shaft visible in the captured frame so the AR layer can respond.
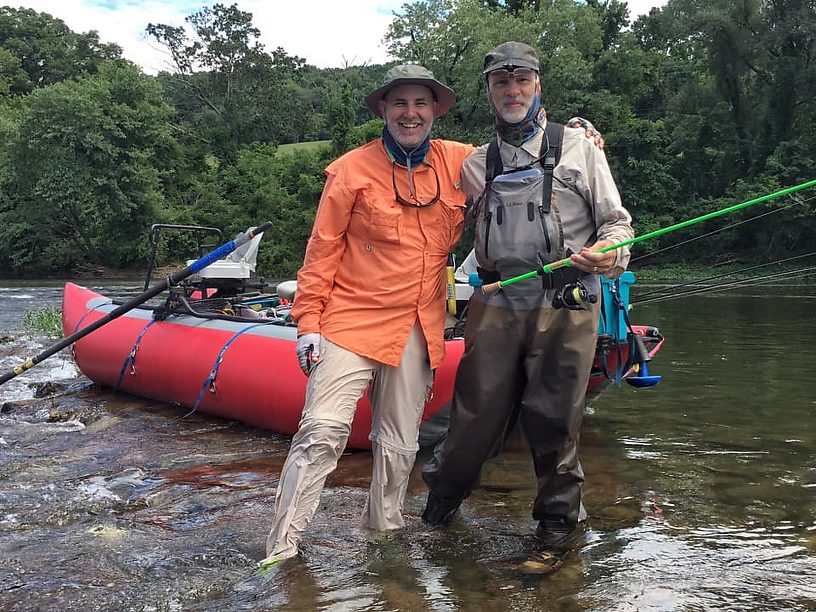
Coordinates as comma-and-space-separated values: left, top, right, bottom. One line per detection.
0, 222, 272, 386
482, 179, 816, 295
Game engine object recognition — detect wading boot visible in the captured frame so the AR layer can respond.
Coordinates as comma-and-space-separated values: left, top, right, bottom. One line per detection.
518, 518, 583, 575
421, 491, 461, 526
534, 517, 582, 551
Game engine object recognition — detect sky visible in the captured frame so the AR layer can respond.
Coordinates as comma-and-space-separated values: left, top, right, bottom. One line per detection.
10, 0, 668, 74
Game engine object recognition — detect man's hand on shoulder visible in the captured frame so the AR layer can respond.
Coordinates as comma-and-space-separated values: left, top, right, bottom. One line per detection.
567, 117, 604, 150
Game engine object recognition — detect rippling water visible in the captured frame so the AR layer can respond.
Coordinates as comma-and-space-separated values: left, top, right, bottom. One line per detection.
1, 280, 814, 611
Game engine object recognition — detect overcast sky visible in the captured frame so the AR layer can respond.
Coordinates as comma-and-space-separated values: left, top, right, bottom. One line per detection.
10, 0, 668, 73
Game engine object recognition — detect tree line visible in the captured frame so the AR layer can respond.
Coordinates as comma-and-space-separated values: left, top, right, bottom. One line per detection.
1, 0, 814, 279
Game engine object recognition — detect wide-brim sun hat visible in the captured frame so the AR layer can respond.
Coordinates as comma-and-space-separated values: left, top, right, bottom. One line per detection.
365, 64, 456, 118
483, 41, 540, 74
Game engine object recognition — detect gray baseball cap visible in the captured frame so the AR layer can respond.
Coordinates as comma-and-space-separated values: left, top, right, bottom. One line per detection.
365, 64, 456, 118
483, 41, 540, 74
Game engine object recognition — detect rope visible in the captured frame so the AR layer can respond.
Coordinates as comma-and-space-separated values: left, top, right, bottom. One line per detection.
177, 322, 268, 421
114, 319, 158, 391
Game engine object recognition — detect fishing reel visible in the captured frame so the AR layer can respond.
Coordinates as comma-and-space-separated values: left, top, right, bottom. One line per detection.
552, 280, 598, 311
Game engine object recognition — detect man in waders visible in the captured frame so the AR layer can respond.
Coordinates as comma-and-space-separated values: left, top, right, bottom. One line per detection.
260, 65, 475, 569
421, 42, 634, 574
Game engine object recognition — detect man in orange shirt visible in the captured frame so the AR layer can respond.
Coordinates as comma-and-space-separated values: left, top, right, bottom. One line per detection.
260, 65, 475, 568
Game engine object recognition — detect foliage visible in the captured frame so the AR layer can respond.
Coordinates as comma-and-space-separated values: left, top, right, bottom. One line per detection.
147, 3, 317, 159
22, 306, 62, 337
0, 7, 123, 95
1, 0, 815, 279
0, 62, 177, 275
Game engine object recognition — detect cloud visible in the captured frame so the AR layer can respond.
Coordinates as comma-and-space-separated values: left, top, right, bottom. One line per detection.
9, 0, 667, 74
11, 0, 404, 73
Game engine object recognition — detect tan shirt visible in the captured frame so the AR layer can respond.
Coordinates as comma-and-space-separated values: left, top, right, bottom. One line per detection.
462, 122, 633, 272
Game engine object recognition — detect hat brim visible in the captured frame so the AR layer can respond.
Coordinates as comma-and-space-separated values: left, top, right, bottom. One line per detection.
365, 79, 456, 119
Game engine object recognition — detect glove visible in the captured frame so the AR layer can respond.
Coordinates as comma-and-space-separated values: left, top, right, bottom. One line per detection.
567, 116, 604, 150
567, 116, 595, 131
296, 332, 321, 375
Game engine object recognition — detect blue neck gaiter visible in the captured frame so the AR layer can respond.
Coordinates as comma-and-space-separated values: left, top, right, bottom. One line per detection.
494, 93, 544, 147
382, 126, 430, 167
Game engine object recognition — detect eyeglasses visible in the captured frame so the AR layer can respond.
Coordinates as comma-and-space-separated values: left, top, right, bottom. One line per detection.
392, 161, 441, 208
487, 67, 536, 89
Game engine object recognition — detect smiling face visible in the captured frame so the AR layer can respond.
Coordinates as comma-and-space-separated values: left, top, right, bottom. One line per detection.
487, 67, 538, 124
379, 83, 437, 151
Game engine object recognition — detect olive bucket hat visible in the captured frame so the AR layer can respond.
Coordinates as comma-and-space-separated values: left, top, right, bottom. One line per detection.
483, 41, 540, 74
365, 64, 457, 118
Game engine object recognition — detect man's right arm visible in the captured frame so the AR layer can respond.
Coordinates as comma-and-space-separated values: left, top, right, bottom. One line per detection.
290, 172, 356, 333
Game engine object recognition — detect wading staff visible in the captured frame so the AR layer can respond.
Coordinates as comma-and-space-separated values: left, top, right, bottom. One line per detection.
0, 222, 273, 387
481, 178, 816, 296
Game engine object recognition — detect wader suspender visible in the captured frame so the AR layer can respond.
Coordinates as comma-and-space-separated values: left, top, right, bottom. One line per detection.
484, 121, 564, 191
480, 123, 579, 290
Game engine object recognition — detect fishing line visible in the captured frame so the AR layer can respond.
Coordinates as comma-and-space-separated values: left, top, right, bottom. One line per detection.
632, 250, 816, 303
635, 264, 816, 305
630, 193, 813, 264
479, 179, 816, 296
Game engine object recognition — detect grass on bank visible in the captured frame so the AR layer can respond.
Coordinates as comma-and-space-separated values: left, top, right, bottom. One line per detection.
277, 140, 330, 156
23, 306, 62, 338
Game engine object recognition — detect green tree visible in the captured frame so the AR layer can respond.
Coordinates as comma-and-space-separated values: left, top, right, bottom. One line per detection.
0, 62, 177, 275
147, 3, 315, 159
0, 7, 122, 95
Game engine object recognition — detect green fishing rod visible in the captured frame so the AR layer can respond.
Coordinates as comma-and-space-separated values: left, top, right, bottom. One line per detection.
481, 178, 816, 296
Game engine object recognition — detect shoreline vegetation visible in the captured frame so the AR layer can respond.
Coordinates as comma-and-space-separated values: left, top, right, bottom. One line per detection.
4, 260, 814, 286
3, 4, 815, 281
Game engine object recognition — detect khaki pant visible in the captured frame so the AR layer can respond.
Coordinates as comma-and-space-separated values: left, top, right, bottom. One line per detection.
265, 322, 432, 560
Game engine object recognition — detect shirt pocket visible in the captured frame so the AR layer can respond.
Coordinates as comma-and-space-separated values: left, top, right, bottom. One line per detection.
441, 198, 465, 249
367, 206, 402, 246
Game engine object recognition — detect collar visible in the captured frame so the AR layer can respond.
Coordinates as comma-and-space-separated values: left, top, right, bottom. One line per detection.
382, 126, 431, 168
497, 120, 546, 158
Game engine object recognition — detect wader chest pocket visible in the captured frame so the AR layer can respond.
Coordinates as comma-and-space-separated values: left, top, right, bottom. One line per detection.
479, 167, 559, 273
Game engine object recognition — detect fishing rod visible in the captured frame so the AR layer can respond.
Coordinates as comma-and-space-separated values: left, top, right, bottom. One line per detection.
481, 179, 816, 296
629, 195, 808, 265
0, 222, 273, 387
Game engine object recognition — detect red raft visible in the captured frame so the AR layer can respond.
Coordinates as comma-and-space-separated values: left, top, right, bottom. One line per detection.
62, 281, 663, 450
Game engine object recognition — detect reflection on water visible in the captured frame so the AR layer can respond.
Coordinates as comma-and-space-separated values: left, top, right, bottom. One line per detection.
1, 281, 815, 611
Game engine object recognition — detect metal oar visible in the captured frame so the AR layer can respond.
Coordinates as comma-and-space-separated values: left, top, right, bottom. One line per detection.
480, 179, 816, 295
0, 222, 273, 387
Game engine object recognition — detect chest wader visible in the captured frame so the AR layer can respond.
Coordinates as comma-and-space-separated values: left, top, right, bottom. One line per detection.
423, 123, 597, 529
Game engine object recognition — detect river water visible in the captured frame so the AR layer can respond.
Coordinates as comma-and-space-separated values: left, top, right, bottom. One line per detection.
1, 279, 814, 611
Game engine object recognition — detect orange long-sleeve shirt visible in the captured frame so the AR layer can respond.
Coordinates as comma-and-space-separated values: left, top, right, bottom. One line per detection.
291, 138, 475, 368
